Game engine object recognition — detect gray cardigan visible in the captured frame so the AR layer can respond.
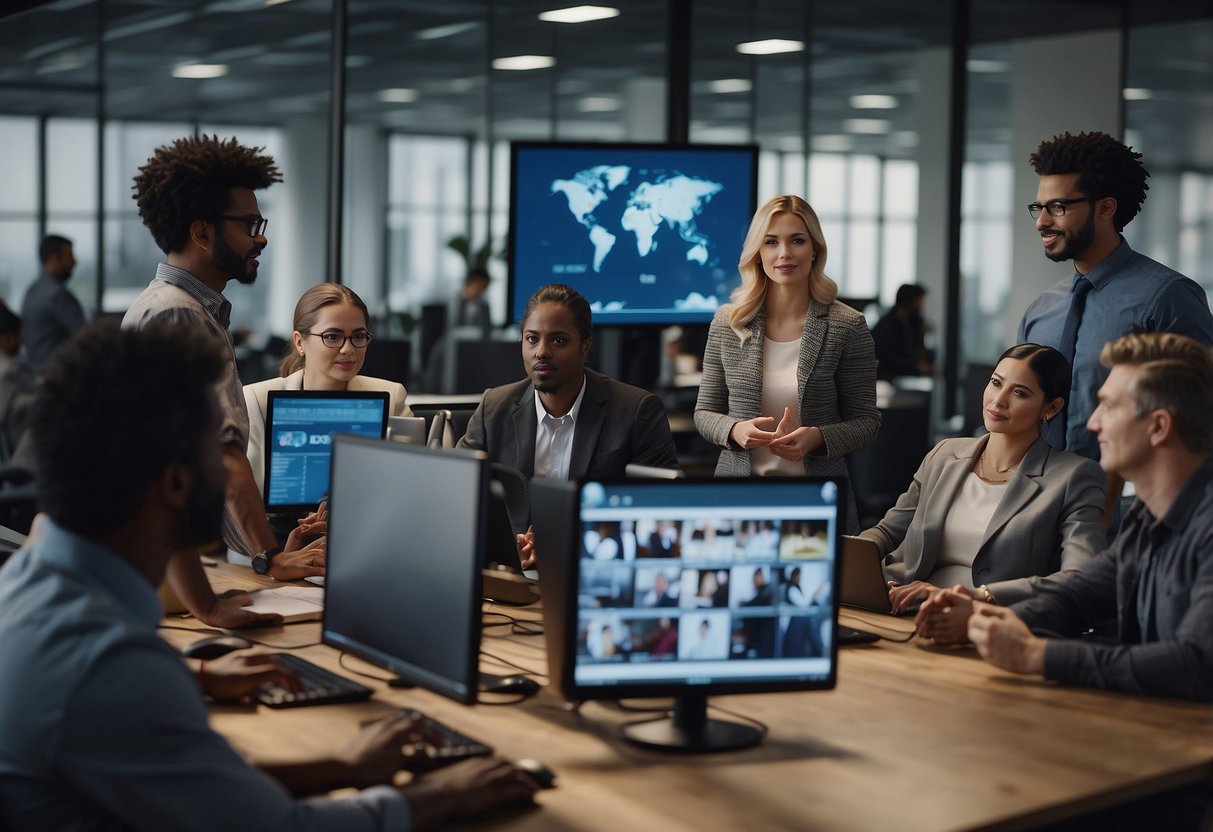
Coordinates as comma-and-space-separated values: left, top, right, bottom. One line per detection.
694, 300, 880, 532
859, 434, 1107, 604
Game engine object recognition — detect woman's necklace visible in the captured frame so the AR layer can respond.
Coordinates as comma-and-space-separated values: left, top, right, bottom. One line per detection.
976, 452, 1014, 484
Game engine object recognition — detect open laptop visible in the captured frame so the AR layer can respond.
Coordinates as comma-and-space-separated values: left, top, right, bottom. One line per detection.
263, 390, 389, 514
839, 535, 896, 614
387, 415, 426, 445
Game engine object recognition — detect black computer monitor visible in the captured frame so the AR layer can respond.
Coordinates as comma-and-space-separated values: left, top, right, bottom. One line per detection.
532, 476, 843, 752
322, 436, 487, 704
509, 141, 759, 327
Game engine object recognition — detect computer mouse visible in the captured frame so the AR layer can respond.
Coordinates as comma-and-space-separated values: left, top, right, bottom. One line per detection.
514, 758, 557, 789
480, 674, 542, 696
181, 635, 254, 660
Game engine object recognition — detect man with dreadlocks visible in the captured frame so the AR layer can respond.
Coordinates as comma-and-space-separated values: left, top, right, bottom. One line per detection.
1017, 131, 1213, 523
123, 136, 324, 624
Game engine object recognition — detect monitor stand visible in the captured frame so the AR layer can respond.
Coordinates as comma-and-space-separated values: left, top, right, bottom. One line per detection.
619, 694, 764, 753
482, 568, 540, 606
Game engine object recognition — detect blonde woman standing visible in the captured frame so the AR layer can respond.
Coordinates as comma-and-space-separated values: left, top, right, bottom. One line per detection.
695, 195, 880, 531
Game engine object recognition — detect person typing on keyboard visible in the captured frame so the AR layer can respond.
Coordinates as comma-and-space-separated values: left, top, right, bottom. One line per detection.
0, 325, 538, 831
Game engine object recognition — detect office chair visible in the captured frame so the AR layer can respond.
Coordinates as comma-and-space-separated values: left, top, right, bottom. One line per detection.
426, 409, 454, 448
489, 462, 530, 536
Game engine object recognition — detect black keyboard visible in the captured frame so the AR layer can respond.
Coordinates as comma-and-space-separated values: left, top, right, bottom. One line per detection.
369, 708, 493, 769
258, 653, 375, 708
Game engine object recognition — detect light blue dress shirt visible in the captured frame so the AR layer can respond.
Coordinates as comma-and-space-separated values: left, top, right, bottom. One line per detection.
0, 519, 410, 831
1018, 238, 1213, 461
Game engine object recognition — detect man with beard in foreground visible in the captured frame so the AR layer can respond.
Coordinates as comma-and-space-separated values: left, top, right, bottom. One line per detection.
0, 324, 537, 830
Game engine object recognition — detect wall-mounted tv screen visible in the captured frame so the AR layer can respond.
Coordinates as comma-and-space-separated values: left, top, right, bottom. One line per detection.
509, 142, 759, 327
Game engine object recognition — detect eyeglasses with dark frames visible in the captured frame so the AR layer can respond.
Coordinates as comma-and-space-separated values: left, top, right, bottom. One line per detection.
303, 330, 373, 350
1026, 197, 1097, 221
216, 214, 269, 238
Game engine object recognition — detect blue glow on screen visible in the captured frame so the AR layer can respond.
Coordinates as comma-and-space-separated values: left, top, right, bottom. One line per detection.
510, 144, 757, 326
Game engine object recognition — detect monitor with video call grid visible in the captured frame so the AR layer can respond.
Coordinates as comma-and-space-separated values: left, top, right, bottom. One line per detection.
535, 476, 842, 752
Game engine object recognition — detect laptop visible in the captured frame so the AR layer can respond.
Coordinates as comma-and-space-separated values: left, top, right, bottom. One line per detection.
263, 390, 390, 513
838, 535, 895, 614
387, 415, 427, 445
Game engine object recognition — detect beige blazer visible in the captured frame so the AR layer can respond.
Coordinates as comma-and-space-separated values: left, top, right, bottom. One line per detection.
858, 434, 1106, 604
243, 369, 410, 496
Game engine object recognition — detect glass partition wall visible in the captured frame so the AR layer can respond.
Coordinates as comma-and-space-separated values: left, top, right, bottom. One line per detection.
2, 0, 1210, 407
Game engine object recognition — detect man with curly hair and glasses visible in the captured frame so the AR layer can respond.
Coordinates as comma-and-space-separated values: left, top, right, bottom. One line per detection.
123, 135, 325, 625
1017, 131, 1213, 523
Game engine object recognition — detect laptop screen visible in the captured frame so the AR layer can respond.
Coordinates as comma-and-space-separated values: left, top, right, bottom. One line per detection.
569, 477, 841, 696
263, 390, 389, 512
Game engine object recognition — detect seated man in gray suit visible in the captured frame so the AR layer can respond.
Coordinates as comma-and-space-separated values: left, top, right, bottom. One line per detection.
458, 284, 681, 563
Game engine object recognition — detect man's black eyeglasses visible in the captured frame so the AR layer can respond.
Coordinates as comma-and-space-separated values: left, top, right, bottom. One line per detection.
217, 214, 269, 237
1027, 197, 1097, 221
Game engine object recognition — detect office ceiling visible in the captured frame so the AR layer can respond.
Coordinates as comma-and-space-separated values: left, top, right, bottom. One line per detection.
0, 0, 1210, 166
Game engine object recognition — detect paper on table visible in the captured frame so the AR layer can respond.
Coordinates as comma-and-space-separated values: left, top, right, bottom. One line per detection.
242, 586, 325, 623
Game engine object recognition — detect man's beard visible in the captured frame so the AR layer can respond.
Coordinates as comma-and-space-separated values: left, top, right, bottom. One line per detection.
1046, 211, 1096, 263
180, 468, 226, 550
213, 232, 258, 286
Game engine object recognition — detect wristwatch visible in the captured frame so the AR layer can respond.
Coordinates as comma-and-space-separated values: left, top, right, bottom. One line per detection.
251, 545, 284, 576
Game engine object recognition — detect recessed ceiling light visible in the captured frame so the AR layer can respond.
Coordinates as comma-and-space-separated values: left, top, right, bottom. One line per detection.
844, 118, 891, 134
1123, 87, 1153, 101
966, 59, 1009, 73
850, 94, 898, 109
577, 96, 622, 112
492, 55, 556, 70
709, 78, 752, 94
172, 63, 229, 79
378, 88, 418, 104
538, 5, 620, 23
736, 39, 804, 56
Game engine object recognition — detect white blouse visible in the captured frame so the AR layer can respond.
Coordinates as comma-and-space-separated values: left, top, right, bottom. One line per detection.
932, 472, 1007, 589
752, 337, 804, 477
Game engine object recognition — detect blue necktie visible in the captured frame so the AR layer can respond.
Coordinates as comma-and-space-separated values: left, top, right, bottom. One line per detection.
1043, 275, 1093, 450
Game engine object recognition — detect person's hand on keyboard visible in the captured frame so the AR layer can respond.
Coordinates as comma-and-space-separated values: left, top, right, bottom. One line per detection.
201, 653, 301, 702
403, 756, 539, 827
341, 711, 454, 785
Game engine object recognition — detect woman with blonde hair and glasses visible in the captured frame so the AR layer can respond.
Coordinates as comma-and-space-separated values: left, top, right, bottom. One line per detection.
244, 283, 413, 500
695, 194, 880, 532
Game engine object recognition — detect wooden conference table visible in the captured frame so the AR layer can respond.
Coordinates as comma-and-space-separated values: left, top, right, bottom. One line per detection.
163, 563, 1213, 832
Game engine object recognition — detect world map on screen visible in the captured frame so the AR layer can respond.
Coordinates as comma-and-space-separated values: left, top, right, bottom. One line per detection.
550, 165, 725, 274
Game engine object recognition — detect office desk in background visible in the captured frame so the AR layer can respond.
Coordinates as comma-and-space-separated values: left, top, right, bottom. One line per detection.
166, 563, 1213, 832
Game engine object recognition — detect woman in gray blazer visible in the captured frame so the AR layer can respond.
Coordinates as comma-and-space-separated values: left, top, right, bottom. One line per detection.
858, 343, 1105, 615
695, 195, 880, 532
